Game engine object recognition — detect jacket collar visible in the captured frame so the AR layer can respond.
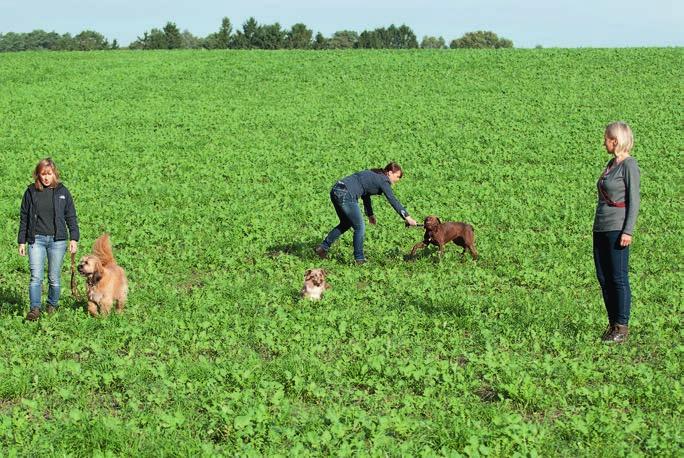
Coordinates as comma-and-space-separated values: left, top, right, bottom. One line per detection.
29, 182, 64, 193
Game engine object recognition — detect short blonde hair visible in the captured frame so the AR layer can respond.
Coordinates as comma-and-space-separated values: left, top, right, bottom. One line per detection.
605, 121, 634, 154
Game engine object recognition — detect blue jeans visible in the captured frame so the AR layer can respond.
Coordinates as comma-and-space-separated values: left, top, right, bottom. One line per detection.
28, 235, 67, 310
593, 231, 631, 325
321, 184, 366, 261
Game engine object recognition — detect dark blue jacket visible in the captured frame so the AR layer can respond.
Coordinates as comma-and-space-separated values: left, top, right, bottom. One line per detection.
18, 183, 79, 244
340, 170, 409, 219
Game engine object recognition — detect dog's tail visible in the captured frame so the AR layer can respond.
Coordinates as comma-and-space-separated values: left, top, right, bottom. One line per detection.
92, 233, 116, 266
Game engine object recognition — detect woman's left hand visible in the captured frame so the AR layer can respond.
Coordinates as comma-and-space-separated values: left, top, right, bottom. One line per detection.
620, 234, 632, 247
69, 240, 78, 254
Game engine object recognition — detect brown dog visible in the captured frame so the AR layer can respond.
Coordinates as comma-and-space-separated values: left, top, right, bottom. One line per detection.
410, 215, 478, 260
78, 234, 128, 316
300, 268, 331, 300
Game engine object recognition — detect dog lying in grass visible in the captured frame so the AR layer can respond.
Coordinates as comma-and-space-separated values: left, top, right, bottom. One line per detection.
409, 215, 478, 260
301, 268, 331, 300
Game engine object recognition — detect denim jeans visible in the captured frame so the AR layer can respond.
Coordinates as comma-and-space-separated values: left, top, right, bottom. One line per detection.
28, 235, 67, 310
593, 231, 631, 325
321, 184, 366, 261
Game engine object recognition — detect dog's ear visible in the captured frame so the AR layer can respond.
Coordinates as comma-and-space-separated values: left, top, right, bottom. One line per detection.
437, 217, 442, 224
304, 269, 312, 277
93, 259, 104, 283
321, 268, 327, 276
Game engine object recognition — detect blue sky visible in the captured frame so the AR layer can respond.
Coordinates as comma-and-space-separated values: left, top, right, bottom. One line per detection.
0, 0, 682, 48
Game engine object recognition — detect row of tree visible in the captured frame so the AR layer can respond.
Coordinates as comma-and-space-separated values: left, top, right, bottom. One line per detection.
130, 18, 513, 50
0, 18, 513, 52
0, 30, 117, 52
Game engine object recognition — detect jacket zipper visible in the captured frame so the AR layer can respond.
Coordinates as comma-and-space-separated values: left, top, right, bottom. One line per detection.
53, 187, 58, 237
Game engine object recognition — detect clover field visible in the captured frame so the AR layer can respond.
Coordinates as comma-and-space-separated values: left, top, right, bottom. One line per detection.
0, 48, 682, 456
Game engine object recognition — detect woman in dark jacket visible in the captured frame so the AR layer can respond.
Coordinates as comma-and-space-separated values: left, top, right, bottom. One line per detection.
594, 122, 640, 343
18, 158, 79, 321
315, 162, 417, 264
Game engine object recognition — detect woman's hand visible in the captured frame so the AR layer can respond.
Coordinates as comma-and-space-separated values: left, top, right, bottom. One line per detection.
18, 244, 26, 256
405, 216, 418, 227
69, 240, 78, 254
369, 215, 377, 225
620, 234, 632, 247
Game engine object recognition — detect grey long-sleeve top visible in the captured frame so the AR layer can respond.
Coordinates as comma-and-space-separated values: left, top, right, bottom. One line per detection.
340, 170, 409, 219
593, 156, 640, 235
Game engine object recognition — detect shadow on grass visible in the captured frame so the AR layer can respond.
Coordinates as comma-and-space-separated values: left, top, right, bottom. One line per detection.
411, 299, 472, 318
374, 289, 455, 315
266, 238, 322, 261
401, 247, 439, 263
65, 279, 89, 314
0, 289, 88, 316
401, 246, 477, 264
0, 286, 24, 315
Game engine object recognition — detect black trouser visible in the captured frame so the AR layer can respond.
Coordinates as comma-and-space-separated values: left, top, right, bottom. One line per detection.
593, 231, 631, 325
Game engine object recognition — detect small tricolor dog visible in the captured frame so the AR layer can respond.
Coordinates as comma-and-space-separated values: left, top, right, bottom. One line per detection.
410, 215, 478, 260
300, 268, 331, 300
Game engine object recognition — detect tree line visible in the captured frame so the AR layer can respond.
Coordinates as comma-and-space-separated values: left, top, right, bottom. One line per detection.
0, 17, 513, 52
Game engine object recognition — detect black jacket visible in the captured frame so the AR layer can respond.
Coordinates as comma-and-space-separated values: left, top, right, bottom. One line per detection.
18, 183, 79, 244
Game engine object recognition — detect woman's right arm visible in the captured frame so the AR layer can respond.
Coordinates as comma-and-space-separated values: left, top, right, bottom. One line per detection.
17, 189, 30, 245
379, 182, 417, 226
379, 181, 410, 220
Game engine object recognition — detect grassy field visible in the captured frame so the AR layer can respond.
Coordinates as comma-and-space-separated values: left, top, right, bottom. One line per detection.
0, 48, 682, 456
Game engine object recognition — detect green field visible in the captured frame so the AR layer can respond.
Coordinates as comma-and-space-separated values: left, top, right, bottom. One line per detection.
0, 49, 682, 456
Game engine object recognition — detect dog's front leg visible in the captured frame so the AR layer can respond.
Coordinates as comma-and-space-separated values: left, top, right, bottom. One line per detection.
87, 301, 99, 317
438, 243, 446, 260
410, 242, 426, 258
115, 298, 126, 313
100, 299, 114, 316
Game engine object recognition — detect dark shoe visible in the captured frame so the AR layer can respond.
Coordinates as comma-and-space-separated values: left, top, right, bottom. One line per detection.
46, 305, 57, 315
601, 323, 615, 341
355, 259, 366, 265
604, 324, 629, 344
25, 308, 41, 321
314, 246, 328, 259
610, 324, 629, 343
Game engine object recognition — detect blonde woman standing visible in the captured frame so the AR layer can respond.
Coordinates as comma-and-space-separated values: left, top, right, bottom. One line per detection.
593, 122, 640, 343
18, 158, 79, 321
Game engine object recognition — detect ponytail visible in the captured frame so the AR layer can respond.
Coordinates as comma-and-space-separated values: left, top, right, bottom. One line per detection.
371, 162, 403, 178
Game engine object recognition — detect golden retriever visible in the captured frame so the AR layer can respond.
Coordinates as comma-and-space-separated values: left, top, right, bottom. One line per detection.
77, 234, 128, 316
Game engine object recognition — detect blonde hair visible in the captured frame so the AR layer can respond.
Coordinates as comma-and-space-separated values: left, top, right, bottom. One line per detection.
605, 121, 634, 154
33, 157, 61, 190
